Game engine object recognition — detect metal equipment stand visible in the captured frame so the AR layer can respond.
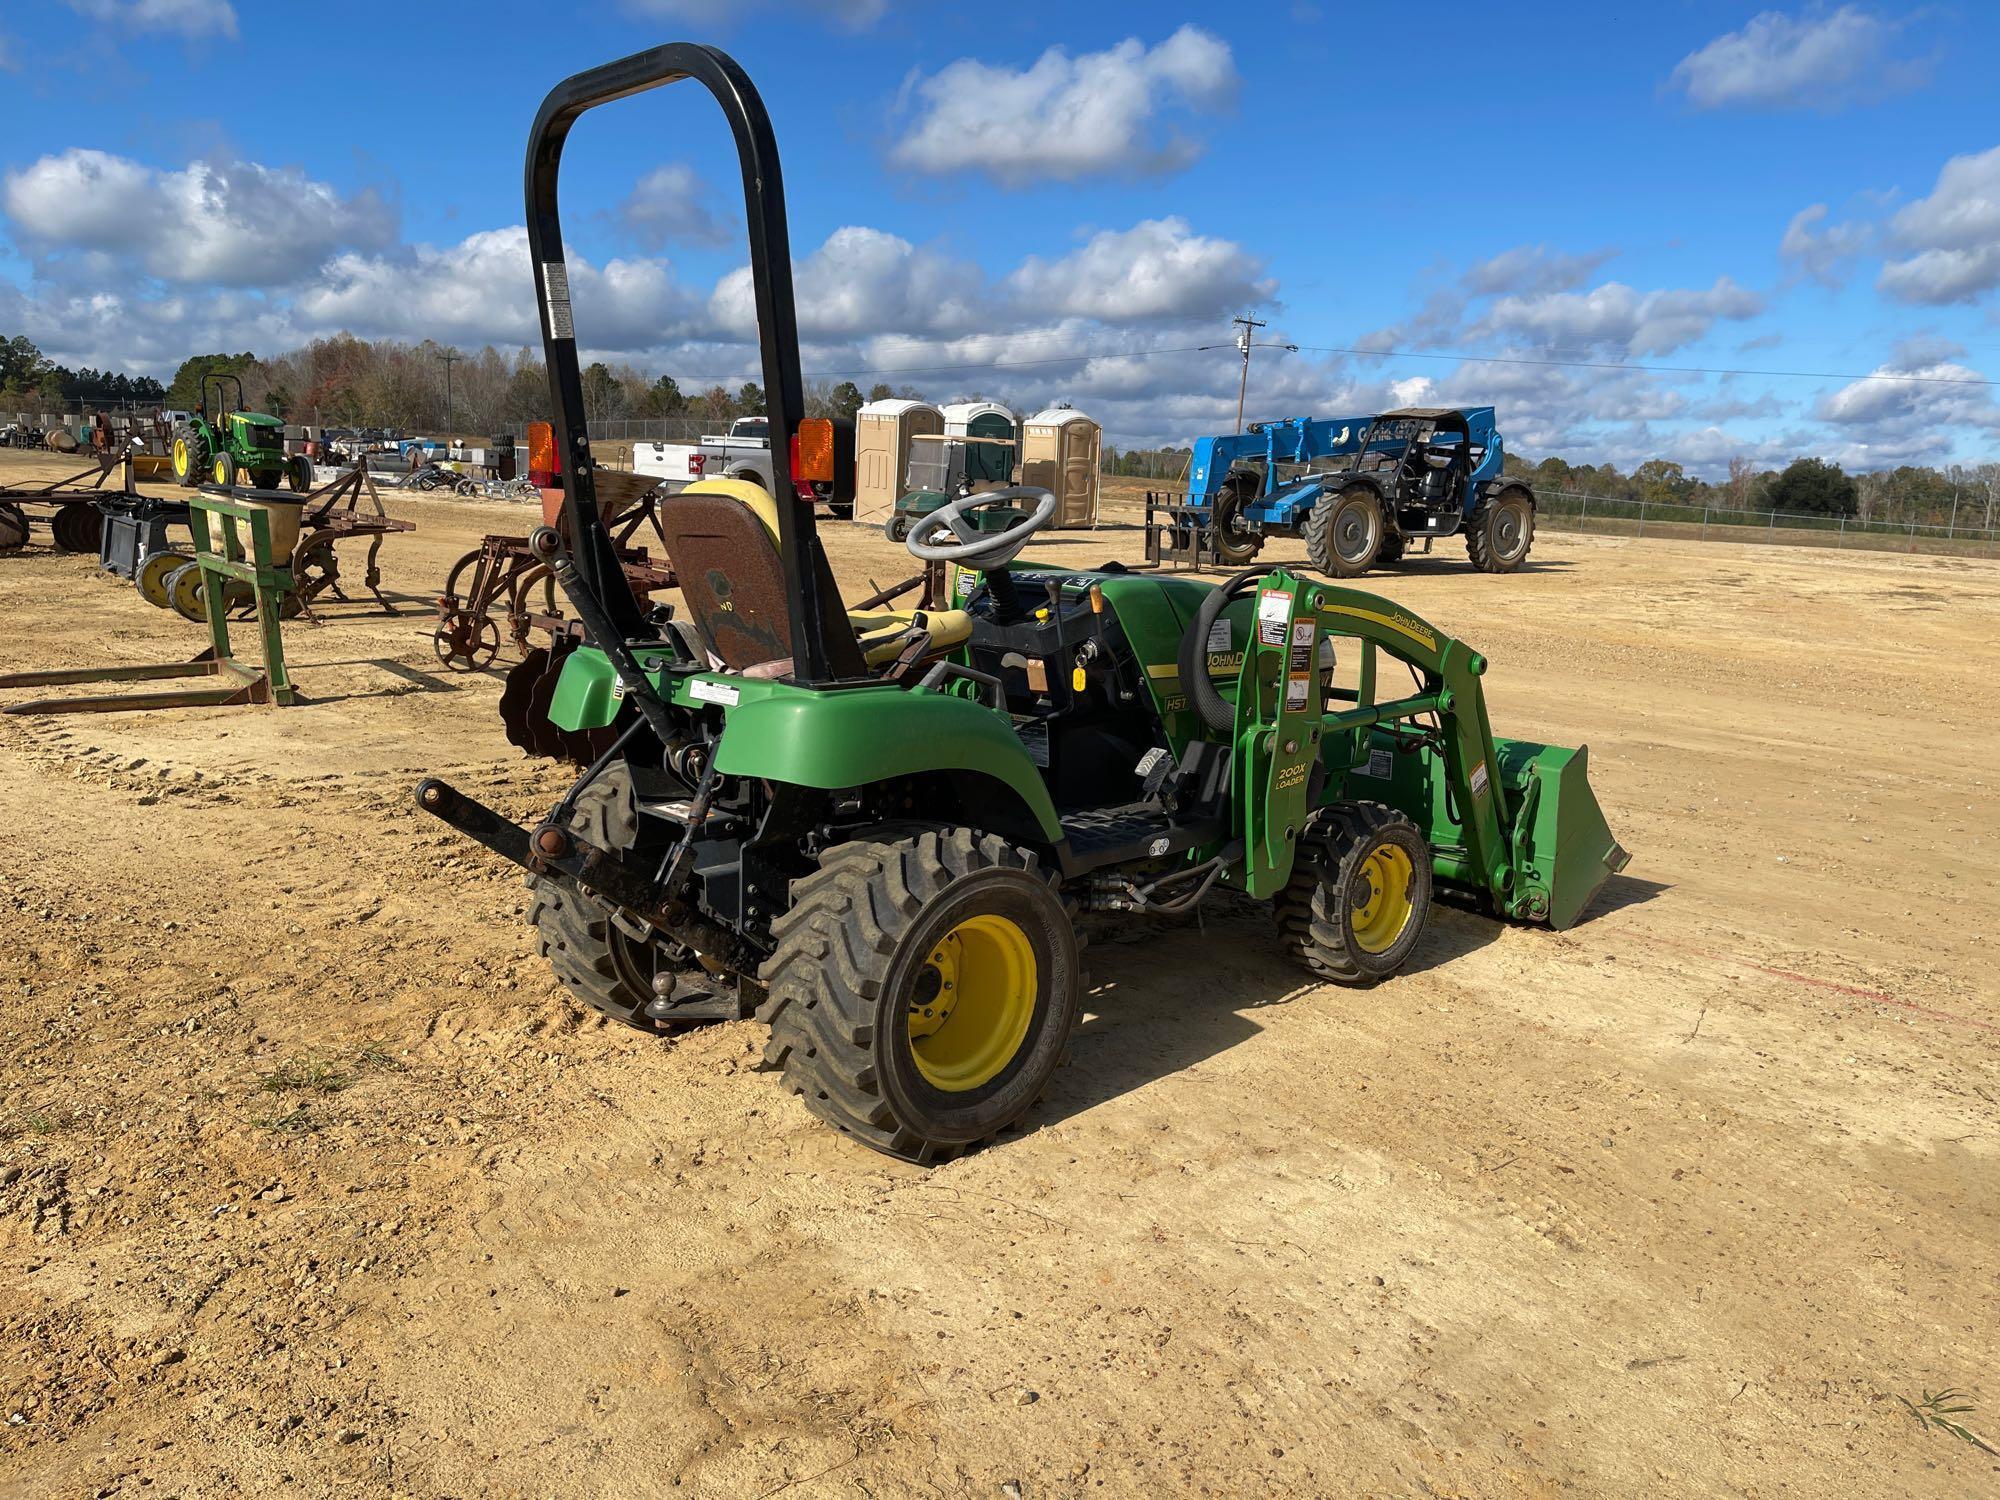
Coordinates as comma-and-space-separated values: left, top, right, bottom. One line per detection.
0, 493, 295, 714
1140, 489, 1221, 571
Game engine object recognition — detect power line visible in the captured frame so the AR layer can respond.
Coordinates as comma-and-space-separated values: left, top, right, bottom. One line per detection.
1283, 344, 1997, 389
803, 335, 1998, 390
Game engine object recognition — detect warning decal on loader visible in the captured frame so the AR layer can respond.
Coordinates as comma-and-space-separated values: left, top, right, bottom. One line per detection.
1256, 588, 1291, 647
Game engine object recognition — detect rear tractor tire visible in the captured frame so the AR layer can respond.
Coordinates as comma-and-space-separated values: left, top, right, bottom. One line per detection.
759, 827, 1083, 1164
527, 763, 667, 1030
1275, 801, 1433, 985
1466, 487, 1535, 573
1305, 486, 1384, 578
170, 423, 208, 488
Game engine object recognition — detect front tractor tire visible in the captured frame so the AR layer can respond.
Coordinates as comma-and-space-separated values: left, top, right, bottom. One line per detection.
1275, 801, 1433, 985
1466, 487, 1535, 573
760, 828, 1082, 1164
1209, 470, 1265, 565
1305, 486, 1384, 577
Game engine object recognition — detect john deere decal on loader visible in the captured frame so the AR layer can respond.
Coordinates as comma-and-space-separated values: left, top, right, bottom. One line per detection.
417, 41, 1630, 1163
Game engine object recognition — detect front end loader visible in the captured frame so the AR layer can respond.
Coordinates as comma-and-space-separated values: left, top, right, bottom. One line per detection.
417, 42, 1630, 1163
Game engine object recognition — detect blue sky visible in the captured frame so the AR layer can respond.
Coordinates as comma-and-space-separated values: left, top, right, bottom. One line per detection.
2, 0, 1997, 472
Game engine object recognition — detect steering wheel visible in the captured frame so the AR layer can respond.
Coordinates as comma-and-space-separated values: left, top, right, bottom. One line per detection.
905, 486, 1058, 569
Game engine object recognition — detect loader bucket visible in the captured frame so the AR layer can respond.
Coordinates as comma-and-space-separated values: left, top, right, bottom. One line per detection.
1493, 740, 1631, 930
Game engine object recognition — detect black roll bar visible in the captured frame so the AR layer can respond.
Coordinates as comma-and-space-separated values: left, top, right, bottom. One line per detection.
523, 43, 831, 682
199, 373, 244, 423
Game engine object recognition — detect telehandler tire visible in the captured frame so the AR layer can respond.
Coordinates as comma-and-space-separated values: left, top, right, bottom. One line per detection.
760, 827, 1082, 1164
1466, 487, 1534, 572
1210, 470, 1265, 565
1276, 801, 1432, 984
527, 764, 661, 1030
1305, 486, 1383, 577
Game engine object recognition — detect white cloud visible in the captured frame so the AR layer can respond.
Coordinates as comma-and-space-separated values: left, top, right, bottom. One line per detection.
297, 227, 694, 352
1779, 203, 1873, 286
64, 0, 238, 39
710, 226, 985, 342
1476, 277, 1763, 356
1461, 244, 1617, 297
619, 164, 729, 250
1878, 145, 2000, 305
3, 149, 395, 287
891, 26, 1238, 185
1814, 339, 2000, 436
1668, 6, 1922, 111
1002, 218, 1272, 324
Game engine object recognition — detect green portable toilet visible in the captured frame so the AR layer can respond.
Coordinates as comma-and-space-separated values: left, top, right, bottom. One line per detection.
941, 401, 1018, 488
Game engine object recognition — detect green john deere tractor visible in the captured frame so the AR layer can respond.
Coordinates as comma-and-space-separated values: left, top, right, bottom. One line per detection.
170, 374, 311, 491
417, 43, 1631, 1164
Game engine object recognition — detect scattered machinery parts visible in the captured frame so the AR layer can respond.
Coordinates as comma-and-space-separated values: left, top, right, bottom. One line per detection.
0, 450, 130, 555
416, 43, 1631, 1165
434, 467, 675, 673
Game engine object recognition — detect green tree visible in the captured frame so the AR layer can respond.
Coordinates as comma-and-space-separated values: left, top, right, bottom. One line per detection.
830, 381, 864, 422
579, 361, 628, 424
644, 375, 684, 416
0, 334, 45, 390
1766, 457, 1858, 517
736, 381, 764, 414
166, 352, 256, 411
1633, 459, 1693, 506
866, 382, 893, 404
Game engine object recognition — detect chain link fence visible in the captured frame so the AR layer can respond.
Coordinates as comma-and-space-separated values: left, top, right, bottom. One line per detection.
1535, 488, 2000, 559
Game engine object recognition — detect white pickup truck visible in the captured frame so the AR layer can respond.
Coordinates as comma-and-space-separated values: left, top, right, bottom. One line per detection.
633, 416, 774, 493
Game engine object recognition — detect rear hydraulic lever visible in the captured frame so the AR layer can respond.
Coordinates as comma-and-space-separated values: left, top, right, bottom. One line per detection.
530, 524, 680, 749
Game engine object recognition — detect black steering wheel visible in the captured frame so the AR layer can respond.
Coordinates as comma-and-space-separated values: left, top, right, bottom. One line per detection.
1177, 567, 1266, 735
905, 485, 1058, 569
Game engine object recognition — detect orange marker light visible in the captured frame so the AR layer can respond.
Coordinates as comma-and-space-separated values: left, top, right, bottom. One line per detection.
794, 417, 835, 484
527, 421, 558, 486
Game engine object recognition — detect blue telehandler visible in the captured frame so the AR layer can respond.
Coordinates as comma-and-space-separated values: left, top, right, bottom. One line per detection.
1170, 406, 1537, 577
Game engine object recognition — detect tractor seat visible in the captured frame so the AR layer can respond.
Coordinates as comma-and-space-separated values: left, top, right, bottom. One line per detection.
656, 478, 972, 677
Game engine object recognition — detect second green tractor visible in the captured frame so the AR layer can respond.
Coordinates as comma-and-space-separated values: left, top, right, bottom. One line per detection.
171, 373, 310, 492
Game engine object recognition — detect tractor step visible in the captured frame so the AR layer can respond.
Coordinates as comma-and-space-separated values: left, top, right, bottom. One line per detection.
1057, 802, 1224, 876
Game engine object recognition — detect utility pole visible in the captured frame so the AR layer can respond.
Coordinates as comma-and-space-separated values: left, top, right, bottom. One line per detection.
438, 349, 462, 437
1231, 313, 1264, 434
1201, 314, 1297, 434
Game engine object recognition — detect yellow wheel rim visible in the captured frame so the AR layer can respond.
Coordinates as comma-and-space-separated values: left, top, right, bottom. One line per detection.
906, 913, 1036, 1093
1351, 842, 1415, 955
213, 455, 231, 486
172, 437, 188, 477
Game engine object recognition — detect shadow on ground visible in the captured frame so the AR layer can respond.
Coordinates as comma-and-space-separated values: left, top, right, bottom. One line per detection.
1036, 897, 1501, 1127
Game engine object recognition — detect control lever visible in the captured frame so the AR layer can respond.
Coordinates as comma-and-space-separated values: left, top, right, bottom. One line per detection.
529, 525, 678, 748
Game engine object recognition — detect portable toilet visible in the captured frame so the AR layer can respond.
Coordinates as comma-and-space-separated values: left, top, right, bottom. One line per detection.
853, 398, 943, 525
941, 401, 1018, 488
1021, 406, 1100, 528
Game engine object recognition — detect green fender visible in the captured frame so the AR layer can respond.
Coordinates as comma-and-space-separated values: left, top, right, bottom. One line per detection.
711, 682, 1063, 843
544, 646, 1061, 843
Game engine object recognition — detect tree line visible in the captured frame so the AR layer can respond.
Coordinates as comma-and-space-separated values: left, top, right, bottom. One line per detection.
1501, 452, 2000, 531
0, 334, 166, 409
8, 329, 1995, 532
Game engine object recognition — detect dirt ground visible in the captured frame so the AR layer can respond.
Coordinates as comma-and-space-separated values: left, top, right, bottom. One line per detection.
1, 448, 1996, 1499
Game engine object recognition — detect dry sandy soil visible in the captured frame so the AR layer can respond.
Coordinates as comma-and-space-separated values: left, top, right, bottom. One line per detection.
0, 449, 1996, 1498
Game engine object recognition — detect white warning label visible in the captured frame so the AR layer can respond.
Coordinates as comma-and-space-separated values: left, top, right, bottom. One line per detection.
542, 262, 575, 340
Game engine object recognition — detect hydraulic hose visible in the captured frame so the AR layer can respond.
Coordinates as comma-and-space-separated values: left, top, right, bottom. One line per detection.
1177, 567, 1266, 735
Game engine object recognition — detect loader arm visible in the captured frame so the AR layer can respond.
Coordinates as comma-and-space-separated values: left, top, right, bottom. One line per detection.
1229, 573, 1626, 926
